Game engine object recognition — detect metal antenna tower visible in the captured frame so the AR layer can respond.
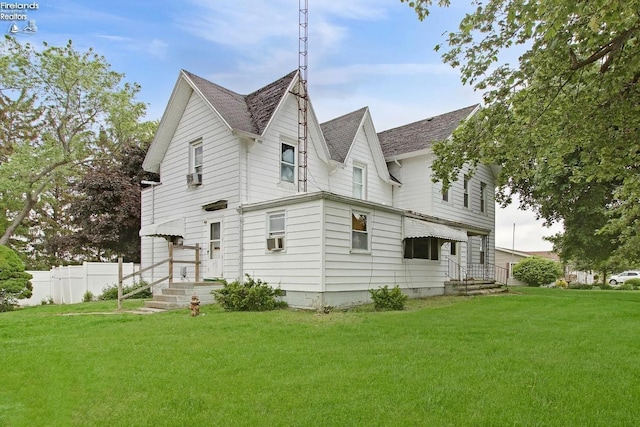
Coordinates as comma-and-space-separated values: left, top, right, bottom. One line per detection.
297, 0, 309, 193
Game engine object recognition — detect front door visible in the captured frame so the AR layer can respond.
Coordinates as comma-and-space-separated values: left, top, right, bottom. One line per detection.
205, 220, 223, 279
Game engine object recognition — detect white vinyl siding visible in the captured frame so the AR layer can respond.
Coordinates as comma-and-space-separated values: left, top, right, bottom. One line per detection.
242, 200, 322, 290
328, 120, 392, 205
140, 91, 241, 283
244, 93, 330, 202
323, 199, 446, 293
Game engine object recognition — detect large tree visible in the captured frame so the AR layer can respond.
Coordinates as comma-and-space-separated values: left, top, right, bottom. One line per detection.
403, 0, 640, 266
0, 37, 147, 246
65, 132, 158, 264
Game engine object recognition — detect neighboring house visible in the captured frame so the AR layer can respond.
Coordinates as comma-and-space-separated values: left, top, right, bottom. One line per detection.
139, 70, 498, 308
495, 247, 595, 285
495, 247, 531, 286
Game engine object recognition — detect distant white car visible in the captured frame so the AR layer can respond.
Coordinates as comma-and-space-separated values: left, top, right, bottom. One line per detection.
608, 271, 640, 285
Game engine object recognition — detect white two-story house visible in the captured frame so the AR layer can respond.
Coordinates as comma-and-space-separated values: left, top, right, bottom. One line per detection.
140, 70, 497, 308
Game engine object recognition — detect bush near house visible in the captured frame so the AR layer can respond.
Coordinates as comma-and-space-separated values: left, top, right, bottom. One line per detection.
512, 256, 563, 287
212, 274, 287, 311
0, 245, 33, 312
369, 285, 408, 311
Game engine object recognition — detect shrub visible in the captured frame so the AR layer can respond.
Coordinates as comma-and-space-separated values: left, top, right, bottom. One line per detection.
0, 245, 33, 312
623, 278, 640, 290
369, 285, 408, 311
568, 283, 593, 290
99, 282, 152, 300
83, 290, 94, 302
512, 257, 563, 287
555, 279, 568, 288
599, 283, 613, 290
212, 274, 287, 311
618, 283, 633, 291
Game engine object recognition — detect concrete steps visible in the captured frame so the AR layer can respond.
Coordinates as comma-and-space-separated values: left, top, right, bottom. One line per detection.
144, 281, 224, 311
444, 280, 508, 296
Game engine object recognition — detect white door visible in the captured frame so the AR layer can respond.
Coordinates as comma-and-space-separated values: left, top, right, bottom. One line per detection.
205, 220, 223, 278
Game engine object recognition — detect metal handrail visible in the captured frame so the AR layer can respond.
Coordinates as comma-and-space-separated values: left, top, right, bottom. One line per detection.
449, 259, 508, 285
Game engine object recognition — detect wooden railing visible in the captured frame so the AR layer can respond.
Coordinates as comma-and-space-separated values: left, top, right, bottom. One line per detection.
117, 242, 201, 310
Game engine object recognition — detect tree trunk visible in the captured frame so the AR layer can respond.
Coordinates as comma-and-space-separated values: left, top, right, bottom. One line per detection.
0, 193, 37, 246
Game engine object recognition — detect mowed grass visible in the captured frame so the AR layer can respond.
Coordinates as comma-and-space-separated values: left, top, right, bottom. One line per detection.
1, 288, 639, 426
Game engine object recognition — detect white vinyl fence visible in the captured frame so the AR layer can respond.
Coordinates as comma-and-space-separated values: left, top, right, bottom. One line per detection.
20, 262, 138, 306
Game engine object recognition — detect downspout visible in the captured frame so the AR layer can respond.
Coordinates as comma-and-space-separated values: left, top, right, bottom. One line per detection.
320, 198, 326, 299
238, 208, 244, 283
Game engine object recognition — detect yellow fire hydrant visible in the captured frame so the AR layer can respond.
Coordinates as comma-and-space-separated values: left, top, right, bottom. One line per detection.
190, 293, 200, 317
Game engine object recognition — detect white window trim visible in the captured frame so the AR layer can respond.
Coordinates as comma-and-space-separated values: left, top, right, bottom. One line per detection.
350, 210, 370, 253
480, 182, 487, 214
191, 140, 203, 175
266, 211, 286, 252
352, 163, 367, 200
463, 175, 469, 208
279, 138, 297, 186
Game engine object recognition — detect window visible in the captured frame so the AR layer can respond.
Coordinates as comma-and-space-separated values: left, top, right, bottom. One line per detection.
480, 182, 487, 213
266, 211, 285, 251
450, 242, 457, 256
508, 262, 517, 278
351, 212, 368, 251
403, 237, 439, 260
353, 165, 366, 199
280, 142, 296, 183
209, 222, 221, 254
442, 186, 449, 202
191, 141, 203, 175
268, 212, 285, 237
480, 235, 487, 264
463, 176, 469, 208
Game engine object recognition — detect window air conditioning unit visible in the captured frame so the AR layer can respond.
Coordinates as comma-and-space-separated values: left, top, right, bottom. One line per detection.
186, 172, 202, 186
267, 236, 285, 251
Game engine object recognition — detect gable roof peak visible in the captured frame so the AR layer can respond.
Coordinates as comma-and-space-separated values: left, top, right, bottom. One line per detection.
182, 69, 299, 135
320, 106, 369, 163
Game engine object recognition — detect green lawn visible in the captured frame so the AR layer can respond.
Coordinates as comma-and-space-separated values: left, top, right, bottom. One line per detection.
2, 288, 639, 426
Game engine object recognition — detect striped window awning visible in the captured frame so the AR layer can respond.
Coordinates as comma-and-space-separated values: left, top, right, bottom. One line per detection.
139, 218, 185, 237
403, 217, 467, 242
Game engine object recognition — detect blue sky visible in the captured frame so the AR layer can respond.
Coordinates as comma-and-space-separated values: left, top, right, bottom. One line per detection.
6, 0, 562, 250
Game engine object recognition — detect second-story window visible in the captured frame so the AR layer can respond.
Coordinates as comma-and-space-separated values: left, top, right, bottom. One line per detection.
191, 141, 203, 175
480, 182, 487, 213
442, 186, 449, 202
280, 142, 296, 183
353, 164, 366, 199
463, 176, 469, 208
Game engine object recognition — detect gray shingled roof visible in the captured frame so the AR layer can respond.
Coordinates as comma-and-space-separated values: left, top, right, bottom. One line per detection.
320, 107, 367, 162
378, 104, 479, 158
183, 70, 297, 135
